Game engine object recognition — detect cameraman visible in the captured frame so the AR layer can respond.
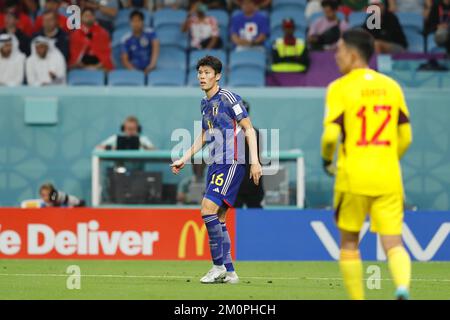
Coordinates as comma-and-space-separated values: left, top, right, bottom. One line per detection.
39, 183, 86, 207
96, 115, 155, 150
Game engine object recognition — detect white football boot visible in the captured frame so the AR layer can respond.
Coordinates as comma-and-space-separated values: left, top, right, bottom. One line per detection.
223, 271, 239, 284
200, 265, 227, 284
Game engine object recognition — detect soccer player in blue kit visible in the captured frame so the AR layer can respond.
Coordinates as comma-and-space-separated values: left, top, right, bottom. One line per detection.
171, 56, 262, 284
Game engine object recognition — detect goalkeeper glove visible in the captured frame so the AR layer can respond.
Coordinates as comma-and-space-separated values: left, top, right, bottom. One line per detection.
322, 158, 336, 177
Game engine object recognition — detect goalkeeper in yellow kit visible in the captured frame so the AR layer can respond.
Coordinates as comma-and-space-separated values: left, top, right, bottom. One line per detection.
321, 29, 413, 300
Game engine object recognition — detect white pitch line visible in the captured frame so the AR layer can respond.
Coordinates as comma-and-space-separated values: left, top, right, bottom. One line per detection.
306, 277, 450, 282
0, 273, 298, 281
0, 273, 448, 283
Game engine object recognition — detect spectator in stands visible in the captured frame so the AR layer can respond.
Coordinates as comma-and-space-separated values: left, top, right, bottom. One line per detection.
232, 0, 272, 10
0, 34, 25, 86
80, 0, 119, 33
96, 116, 155, 150
230, 0, 270, 51
69, 8, 114, 71
26, 36, 66, 86
202, 0, 228, 10
305, 0, 323, 19
271, 18, 309, 73
121, 0, 150, 9
33, 10, 69, 61
182, 1, 222, 49
33, 0, 69, 34
426, 0, 450, 53
0, 10, 30, 56
39, 183, 86, 208
340, 0, 369, 16
0, 2, 34, 37
121, 10, 159, 73
308, 0, 349, 50
363, 0, 408, 53
154, 0, 188, 10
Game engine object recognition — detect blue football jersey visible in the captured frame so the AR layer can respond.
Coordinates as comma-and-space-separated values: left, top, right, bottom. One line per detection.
201, 88, 249, 165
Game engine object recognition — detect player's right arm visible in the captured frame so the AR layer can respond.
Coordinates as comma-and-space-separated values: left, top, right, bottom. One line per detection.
171, 129, 206, 175
321, 81, 344, 176
396, 85, 413, 159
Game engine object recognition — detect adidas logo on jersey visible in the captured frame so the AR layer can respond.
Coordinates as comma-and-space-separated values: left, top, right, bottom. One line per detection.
213, 188, 220, 193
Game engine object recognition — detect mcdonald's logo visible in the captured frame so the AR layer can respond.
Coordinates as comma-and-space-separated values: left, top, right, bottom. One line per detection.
178, 220, 207, 259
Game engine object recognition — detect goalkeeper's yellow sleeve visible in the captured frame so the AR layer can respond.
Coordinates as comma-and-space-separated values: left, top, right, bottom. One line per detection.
398, 123, 412, 159
321, 123, 341, 162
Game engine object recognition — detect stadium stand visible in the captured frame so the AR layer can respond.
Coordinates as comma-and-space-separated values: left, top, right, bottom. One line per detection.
67, 70, 105, 86
272, 0, 307, 11
147, 69, 186, 86
108, 70, 146, 86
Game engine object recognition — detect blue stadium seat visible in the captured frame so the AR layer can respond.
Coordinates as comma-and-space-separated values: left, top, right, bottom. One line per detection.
348, 12, 367, 28
108, 70, 145, 86
115, 8, 151, 29
208, 9, 229, 29
153, 9, 186, 29
187, 69, 227, 87
228, 69, 265, 87
189, 50, 227, 70
112, 45, 123, 69
207, 9, 229, 48
156, 28, 189, 50
426, 34, 447, 53
397, 12, 423, 33
112, 27, 131, 47
272, 0, 307, 11
68, 70, 105, 86
147, 69, 186, 86
405, 29, 424, 52
230, 50, 266, 71
157, 47, 187, 71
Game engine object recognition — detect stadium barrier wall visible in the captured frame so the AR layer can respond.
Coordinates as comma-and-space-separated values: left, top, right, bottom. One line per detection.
0, 208, 236, 260
0, 208, 448, 261
1, 87, 450, 210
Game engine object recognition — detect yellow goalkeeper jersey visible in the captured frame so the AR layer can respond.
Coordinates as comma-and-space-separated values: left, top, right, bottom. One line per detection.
322, 68, 411, 196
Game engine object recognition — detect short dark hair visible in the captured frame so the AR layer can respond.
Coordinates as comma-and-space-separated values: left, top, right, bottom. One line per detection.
196, 55, 222, 74
341, 28, 375, 63
130, 10, 144, 21
321, 0, 339, 10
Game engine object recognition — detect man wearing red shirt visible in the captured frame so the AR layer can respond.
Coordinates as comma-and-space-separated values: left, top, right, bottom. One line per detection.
69, 8, 114, 71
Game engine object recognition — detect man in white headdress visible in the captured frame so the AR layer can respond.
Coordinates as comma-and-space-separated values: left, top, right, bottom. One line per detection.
26, 36, 66, 86
0, 33, 25, 86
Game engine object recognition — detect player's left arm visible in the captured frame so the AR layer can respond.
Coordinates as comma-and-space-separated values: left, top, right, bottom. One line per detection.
240, 117, 262, 186
397, 86, 413, 159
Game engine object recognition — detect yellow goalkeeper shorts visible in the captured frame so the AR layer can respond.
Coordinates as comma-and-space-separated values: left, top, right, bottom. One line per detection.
333, 192, 404, 235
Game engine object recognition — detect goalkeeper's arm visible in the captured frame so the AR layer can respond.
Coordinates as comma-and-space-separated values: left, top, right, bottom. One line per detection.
320, 123, 341, 176
398, 123, 413, 159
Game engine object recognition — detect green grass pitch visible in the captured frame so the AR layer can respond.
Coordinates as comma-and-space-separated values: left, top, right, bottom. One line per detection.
0, 260, 449, 300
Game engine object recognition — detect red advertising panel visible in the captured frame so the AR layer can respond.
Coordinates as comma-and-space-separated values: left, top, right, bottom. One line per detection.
0, 208, 236, 260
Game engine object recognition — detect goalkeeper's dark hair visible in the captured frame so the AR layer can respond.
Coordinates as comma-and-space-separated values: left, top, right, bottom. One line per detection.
341, 28, 375, 63
196, 55, 222, 74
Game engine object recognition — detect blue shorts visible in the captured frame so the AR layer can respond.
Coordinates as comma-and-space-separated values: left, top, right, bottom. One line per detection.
204, 162, 245, 208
